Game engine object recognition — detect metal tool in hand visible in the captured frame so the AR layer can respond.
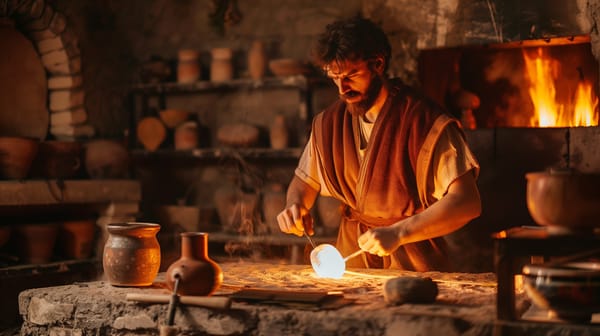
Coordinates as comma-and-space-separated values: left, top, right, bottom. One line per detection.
304, 230, 316, 249
343, 249, 365, 262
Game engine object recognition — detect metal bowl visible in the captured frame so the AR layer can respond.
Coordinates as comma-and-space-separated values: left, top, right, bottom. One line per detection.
526, 169, 600, 234
522, 261, 600, 322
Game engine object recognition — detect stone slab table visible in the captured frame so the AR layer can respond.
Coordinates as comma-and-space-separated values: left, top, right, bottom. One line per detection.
18, 262, 600, 335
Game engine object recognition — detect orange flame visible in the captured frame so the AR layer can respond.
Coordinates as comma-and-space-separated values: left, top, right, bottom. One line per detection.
523, 48, 599, 127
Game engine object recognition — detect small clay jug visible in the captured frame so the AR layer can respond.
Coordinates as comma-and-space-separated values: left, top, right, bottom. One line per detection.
165, 232, 223, 296
248, 40, 267, 80
174, 121, 198, 150
210, 47, 233, 82
269, 114, 289, 149
102, 222, 161, 287
177, 49, 201, 83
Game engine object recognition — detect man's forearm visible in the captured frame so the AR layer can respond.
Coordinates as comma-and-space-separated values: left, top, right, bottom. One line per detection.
286, 175, 319, 210
396, 171, 481, 245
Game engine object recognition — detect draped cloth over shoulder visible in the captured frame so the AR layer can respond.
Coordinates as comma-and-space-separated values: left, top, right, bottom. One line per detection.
312, 80, 462, 271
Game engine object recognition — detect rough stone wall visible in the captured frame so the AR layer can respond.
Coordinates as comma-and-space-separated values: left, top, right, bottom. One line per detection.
47, 0, 599, 137
49, 0, 362, 138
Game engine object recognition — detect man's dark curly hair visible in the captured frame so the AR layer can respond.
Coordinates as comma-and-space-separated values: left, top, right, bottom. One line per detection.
312, 16, 391, 74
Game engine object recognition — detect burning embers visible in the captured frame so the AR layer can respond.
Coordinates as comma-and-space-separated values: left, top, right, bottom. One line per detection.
523, 47, 599, 127
420, 35, 600, 128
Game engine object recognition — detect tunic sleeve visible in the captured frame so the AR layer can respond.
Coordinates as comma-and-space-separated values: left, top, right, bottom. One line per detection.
294, 135, 333, 196
429, 123, 480, 200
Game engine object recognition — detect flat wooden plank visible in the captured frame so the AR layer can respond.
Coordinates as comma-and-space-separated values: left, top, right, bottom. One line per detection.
0, 180, 141, 206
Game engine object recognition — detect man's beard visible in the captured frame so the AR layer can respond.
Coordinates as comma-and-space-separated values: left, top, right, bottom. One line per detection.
343, 74, 384, 117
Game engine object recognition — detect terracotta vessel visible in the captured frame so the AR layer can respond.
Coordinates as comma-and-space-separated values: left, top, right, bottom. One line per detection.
174, 121, 198, 150
159, 109, 189, 129
102, 222, 161, 287
526, 169, 600, 234
165, 232, 223, 296
248, 40, 267, 80
177, 49, 201, 83
210, 47, 233, 82
58, 219, 96, 259
14, 223, 59, 264
269, 114, 289, 149
84, 139, 130, 179
136, 116, 166, 151
31, 140, 82, 179
0, 136, 39, 179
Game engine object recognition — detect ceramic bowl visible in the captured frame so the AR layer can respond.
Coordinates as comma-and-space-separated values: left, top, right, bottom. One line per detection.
159, 109, 189, 129
522, 261, 600, 322
526, 170, 600, 234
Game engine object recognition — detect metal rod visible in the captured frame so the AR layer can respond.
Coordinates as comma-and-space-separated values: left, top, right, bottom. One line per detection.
304, 231, 316, 249
165, 274, 180, 326
343, 249, 364, 262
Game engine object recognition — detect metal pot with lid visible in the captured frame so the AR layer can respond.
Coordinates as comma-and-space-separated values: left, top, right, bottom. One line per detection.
526, 168, 600, 234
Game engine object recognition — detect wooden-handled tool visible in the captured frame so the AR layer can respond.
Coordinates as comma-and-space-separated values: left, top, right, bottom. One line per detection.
126, 293, 232, 310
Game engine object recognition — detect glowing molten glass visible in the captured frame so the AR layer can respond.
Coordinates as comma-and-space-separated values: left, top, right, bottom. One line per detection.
523, 48, 599, 127
309, 244, 345, 279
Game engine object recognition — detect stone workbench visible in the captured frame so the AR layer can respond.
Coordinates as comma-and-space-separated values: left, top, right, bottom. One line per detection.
17, 262, 600, 335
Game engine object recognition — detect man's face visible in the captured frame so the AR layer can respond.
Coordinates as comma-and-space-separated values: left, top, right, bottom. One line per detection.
325, 59, 383, 116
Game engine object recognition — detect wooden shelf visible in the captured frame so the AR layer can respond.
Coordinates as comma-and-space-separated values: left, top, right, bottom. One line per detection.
129, 76, 329, 95
0, 179, 141, 206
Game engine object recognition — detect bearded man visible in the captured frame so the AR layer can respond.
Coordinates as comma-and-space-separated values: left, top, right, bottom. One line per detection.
277, 16, 481, 271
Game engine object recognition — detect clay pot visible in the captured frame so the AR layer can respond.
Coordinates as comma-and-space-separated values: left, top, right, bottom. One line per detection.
174, 121, 198, 150
159, 109, 189, 129
84, 140, 130, 179
14, 223, 59, 264
213, 184, 260, 234
268, 58, 312, 77
0, 136, 39, 179
58, 219, 96, 259
216, 123, 259, 147
526, 169, 600, 234
31, 140, 82, 179
177, 49, 201, 84
210, 47, 233, 82
139, 56, 172, 84
269, 114, 289, 149
248, 40, 267, 80
102, 222, 161, 287
136, 116, 166, 151
213, 183, 239, 233
165, 232, 223, 296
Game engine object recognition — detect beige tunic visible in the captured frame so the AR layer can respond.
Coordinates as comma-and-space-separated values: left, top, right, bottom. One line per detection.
295, 110, 479, 271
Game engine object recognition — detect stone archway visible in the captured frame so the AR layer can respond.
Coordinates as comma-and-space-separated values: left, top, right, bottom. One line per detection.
1, 0, 94, 140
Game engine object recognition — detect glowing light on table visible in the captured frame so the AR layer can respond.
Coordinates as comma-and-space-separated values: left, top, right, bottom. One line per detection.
310, 244, 345, 279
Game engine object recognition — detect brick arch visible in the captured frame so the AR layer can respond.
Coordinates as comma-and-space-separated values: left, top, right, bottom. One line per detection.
4, 0, 94, 139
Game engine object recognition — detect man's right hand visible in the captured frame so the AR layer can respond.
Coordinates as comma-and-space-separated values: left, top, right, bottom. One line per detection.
276, 203, 314, 237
